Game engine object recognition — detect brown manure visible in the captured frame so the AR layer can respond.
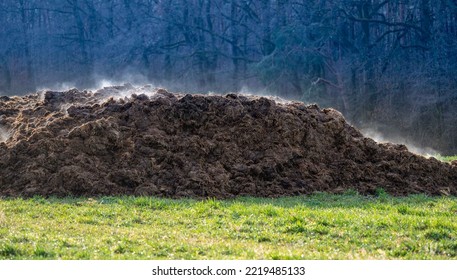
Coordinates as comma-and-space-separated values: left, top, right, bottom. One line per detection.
0, 85, 456, 198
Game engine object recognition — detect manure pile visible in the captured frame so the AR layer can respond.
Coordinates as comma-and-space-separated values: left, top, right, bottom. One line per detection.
0, 85, 456, 198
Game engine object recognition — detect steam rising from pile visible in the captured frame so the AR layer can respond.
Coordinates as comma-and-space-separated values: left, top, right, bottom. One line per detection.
0, 126, 9, 142
361, 129, 439, 158
0, 85, 456, 198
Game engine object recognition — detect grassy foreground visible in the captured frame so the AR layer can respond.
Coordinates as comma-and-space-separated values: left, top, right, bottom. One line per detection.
0, 193, 456, 260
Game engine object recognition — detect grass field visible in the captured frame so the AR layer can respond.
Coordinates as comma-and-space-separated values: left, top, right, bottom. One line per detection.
0, 192, 456, 260
435, 155, 457, 162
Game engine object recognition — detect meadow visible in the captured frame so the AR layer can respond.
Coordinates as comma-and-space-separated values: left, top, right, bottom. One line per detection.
0, 191, 456, 260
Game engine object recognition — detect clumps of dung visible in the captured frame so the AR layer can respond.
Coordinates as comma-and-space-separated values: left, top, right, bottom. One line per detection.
0, 85, 456, 198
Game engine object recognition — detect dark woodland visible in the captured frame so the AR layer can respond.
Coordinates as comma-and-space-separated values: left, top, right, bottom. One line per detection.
1, 0, 457, 154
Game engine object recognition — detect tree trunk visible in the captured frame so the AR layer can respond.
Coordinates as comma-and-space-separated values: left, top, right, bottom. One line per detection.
420, 0, 433, 45
19, 0, 35, 92
71, 0, 93, 85
261, 0, 274, 56
231, 0, 240, 89
0, 56, 12, 93
205, 0, 217, 86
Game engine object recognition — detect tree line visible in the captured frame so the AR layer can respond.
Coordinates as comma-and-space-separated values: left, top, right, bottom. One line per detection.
1, 0, 457, 153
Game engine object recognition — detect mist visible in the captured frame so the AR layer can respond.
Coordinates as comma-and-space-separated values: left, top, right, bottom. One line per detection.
0, 126, 9, 143
361, 129, 439, 158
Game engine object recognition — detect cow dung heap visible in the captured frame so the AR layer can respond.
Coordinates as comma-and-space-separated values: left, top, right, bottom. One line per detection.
0, 84, 456, 198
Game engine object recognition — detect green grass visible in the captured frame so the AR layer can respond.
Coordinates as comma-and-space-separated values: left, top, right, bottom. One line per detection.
0, 193, 456, 260
435, 155, 457, 162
